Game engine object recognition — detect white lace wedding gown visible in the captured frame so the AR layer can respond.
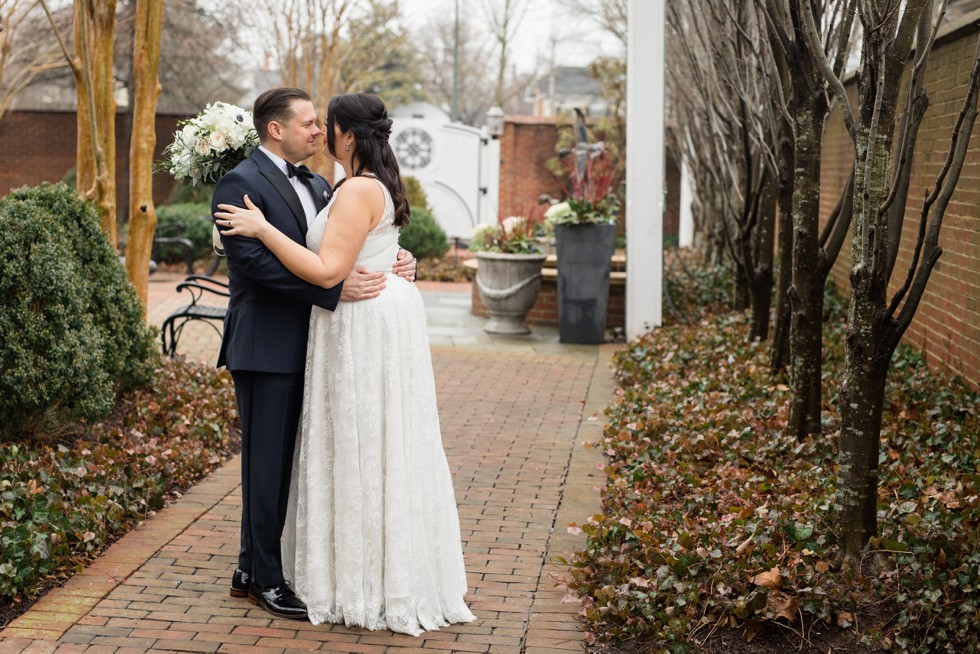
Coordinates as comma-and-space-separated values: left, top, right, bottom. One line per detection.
281, 176, 475, 636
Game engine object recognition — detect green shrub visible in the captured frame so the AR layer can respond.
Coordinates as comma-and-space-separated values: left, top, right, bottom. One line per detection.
0, 183, 156, 438
402, 175, 430, 211
167, 178, 216, 205
399, 206, 450, 259
155, 203, 213, 262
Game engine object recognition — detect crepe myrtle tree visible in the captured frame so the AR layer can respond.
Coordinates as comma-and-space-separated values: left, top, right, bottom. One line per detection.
668, 0, 781, 341
0, 0, 68, 124
805, 0, 980, 565
123, 0, 163, 311
757, 0, 858, 439
42, 0, 118, 244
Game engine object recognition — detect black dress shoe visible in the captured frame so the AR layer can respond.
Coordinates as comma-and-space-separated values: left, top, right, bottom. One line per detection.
248, 582, 308, 620
230, 568, 250, 598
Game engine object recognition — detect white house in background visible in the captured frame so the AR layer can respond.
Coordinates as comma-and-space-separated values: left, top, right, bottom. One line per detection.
388, 101, 500, 239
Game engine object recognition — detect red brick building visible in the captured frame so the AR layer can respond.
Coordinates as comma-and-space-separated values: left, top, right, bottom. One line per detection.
0, 109, 186, 220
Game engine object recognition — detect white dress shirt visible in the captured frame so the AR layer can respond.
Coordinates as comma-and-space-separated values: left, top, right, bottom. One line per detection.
259, 145, 318, 227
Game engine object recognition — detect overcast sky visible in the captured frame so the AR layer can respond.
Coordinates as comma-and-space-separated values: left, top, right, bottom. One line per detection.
398, 0, 624, 75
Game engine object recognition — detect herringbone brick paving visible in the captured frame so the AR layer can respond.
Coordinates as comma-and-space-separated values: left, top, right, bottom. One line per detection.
0, 274, 613, 653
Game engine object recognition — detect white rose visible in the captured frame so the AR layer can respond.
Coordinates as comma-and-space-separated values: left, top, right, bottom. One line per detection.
180, 125, 197, 144
209, 131, 227, 151
195, 138, 210, 155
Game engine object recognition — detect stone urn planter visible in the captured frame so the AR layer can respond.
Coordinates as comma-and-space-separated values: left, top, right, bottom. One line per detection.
475, 251, 548, 334
555, 222, 617, 344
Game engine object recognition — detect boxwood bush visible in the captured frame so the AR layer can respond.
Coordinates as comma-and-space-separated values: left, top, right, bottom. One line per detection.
399, 206, 450, 259
402, 175, 430, 211
155, 202, 214, 262
0, 183, 156, 438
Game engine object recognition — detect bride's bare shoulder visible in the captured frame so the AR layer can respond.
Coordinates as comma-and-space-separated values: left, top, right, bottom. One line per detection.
335, 176, 384, 206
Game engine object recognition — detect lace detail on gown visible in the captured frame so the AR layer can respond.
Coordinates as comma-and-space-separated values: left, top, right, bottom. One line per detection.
281, 176, 475, 636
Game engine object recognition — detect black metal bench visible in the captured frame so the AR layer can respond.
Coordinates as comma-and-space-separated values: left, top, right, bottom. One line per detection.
160, 275, 230, 356
152, 222, 196, 275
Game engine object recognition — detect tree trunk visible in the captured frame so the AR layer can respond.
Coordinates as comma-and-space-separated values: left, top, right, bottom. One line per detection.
837, 37, 905, 565
74, 0, 117, 245
733, 259, 750, 311
124, 0, 163, 313
787, 103, 825, 439
748, 182, 776, 342
838, 263, 889, 566
770, 136, 794, 372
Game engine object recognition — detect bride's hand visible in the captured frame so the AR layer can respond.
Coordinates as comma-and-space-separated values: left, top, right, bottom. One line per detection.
214, 195, 269, 238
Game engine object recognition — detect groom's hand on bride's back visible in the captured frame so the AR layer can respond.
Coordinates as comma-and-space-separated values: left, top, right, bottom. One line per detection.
392, 248, 417, 282
340, 267, 386, 302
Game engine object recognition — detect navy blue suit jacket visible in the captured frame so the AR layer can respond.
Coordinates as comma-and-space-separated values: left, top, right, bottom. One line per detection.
212, 149, 341, 374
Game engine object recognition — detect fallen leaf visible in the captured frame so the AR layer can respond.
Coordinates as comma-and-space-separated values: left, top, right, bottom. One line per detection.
751, 566, 782, 589
768, 590, 800, 621
735, 535, 753, 557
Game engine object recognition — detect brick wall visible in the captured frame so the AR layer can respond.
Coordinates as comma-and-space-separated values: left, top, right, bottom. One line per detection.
496, 115, 681, 241
497, 117, 566, 220
0, 109, 187, 219
472, 276, 626, 330
819, 26, 980, 387
491, 116, 676, 327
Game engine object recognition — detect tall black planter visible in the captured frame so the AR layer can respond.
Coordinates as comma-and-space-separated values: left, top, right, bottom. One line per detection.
555, 222, 617, 344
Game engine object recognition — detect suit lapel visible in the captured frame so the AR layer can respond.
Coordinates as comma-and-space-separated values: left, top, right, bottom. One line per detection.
252, 150, 308, 236
308, 175, 330, 215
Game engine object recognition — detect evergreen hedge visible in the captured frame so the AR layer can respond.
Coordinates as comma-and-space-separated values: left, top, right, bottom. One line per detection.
155, 202, 214, 262
399, 206, 450, 259
0, 184, 157, 438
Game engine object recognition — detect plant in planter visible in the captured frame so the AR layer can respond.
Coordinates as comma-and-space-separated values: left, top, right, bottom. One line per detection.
471, 216, 547, 335
549, 149, 621, 344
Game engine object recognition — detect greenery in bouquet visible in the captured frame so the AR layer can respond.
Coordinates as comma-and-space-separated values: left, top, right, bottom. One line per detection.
161, 102, 258, 186
470, 215, 543, 255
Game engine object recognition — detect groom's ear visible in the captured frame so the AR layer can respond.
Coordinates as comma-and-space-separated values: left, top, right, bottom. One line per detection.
266, 120, 283, 142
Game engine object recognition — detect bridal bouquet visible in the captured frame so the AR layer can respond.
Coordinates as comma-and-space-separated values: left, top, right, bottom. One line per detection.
161, 102, 258, 185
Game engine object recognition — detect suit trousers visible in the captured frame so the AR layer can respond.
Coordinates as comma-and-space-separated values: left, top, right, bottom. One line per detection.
231, 370, 304, 587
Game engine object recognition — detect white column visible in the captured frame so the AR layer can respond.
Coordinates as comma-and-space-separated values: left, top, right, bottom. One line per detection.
625, 0, 665, 337
679, 158, 694, 248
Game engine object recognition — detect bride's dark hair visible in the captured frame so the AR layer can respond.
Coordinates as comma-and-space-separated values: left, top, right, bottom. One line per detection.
326, 93, 410, 227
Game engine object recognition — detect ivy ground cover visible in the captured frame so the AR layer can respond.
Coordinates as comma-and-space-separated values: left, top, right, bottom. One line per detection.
564, 270, 979, 653
0, 361, 240, 624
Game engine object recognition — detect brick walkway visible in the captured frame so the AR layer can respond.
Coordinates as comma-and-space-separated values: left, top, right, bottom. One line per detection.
0, 273, 614, 654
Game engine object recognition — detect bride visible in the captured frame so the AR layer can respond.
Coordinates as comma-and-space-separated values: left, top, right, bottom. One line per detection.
215, 92, 475, 636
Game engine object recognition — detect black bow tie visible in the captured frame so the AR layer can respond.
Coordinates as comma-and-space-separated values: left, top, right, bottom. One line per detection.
287, 162, 315, 180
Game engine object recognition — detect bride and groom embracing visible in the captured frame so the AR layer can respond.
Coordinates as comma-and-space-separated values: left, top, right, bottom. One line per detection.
211, 87, 475, 635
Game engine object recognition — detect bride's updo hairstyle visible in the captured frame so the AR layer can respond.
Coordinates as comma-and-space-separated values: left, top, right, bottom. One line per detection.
327, 93, 410, 227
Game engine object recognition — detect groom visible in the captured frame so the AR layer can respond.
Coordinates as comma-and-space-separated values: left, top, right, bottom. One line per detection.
212, 87, 415, 620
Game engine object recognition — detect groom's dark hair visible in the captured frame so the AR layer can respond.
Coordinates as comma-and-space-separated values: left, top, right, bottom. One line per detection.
253, 87, 312, 142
